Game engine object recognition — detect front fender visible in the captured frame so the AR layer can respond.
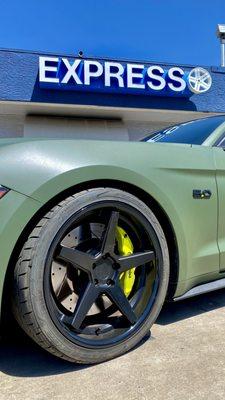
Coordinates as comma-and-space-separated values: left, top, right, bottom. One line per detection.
0, 141, 188, 288
0, 164, 188, 301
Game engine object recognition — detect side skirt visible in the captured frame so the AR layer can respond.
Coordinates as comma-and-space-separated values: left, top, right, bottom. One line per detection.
173, 278, 225, 302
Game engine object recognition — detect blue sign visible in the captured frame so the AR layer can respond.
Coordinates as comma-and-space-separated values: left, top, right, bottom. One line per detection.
39, 56, 212, 97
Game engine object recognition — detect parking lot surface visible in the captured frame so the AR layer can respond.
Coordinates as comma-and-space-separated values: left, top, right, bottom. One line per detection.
1, 289, 225, 400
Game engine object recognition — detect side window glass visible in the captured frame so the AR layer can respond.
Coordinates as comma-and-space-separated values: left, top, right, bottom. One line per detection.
217, 135, 225, 147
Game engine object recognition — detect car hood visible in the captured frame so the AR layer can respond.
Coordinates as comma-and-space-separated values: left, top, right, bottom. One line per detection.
0, 137, 195, 203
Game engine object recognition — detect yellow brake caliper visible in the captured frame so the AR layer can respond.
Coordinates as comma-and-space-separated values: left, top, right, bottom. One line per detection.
116, 226, 135, 297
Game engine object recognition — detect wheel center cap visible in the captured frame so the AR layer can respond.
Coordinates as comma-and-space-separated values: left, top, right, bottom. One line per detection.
93, 258, 114, 282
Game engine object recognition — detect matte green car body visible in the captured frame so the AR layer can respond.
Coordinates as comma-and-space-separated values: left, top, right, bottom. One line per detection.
0, 135, 225, 318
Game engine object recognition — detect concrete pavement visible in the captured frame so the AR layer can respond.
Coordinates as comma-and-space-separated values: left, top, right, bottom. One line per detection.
1, 289, 225, 400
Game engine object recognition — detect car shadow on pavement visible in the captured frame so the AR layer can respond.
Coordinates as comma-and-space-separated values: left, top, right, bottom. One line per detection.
0, 289, 225, 378
157, 288, 225, 325
0, 331, 89, 377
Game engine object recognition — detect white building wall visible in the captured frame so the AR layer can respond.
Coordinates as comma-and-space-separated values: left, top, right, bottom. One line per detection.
0, 102, 216, 141
0, 114, 172, 141
24, 116, 129, 141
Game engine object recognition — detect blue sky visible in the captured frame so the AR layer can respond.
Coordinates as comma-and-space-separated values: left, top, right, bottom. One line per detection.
1, 0, 225, 66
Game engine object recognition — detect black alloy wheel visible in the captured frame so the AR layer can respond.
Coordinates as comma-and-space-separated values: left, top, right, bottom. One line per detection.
12, 188, 170, 363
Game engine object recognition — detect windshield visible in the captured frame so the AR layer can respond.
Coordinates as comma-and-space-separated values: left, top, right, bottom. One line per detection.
143, 116, 225, 145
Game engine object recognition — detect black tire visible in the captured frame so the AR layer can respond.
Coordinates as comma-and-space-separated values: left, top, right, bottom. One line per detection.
12, 188, 170, 364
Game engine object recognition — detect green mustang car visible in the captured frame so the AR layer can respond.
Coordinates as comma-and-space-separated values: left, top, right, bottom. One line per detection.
1, 115, 225, 364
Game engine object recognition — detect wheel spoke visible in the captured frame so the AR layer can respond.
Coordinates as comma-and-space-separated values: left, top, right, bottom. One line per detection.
107, 285, 137, 325
70, 282, 99, 330
101, 211, 119, 255
199, 81, 209, 90
57, 245, 94, 273
118, 250, 155, 272
78, 223, 92, 242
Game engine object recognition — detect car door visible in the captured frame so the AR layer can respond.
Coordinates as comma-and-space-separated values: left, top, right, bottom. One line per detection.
213, 141, 225, 272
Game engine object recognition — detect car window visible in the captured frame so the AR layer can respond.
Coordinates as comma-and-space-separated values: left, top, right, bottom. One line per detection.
215, 134, 225, 147
143, 116, 225, 145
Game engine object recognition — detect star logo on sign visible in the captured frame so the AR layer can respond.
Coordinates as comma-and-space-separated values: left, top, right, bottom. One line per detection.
188, 67, 212, 94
